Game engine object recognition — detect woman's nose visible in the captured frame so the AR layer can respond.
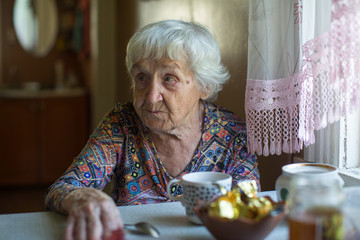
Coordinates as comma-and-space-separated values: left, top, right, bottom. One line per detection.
145, 80, 163, 103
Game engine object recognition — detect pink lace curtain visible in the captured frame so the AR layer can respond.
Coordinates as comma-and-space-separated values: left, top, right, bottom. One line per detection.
245, 0, 360, 156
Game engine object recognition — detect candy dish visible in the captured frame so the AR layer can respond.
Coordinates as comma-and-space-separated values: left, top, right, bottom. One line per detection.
193, 197, 285, 240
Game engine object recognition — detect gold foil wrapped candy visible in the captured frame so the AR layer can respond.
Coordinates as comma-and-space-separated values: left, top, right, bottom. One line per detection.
207, 180, 273, 221
208, 188, 242, 219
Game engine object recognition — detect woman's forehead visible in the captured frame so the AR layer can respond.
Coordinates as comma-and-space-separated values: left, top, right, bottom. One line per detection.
133, 57, 189, 72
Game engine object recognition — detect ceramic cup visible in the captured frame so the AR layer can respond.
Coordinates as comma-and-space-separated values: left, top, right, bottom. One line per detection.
167, 172, 232, 224
275, 163, 344, 201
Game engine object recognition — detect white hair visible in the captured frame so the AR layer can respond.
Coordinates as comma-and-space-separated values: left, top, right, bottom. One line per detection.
125, 19, 230, 101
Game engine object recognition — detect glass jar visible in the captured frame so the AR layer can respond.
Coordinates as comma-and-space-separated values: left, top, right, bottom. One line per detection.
287, 176, 344, 240
275, 163, 344, 202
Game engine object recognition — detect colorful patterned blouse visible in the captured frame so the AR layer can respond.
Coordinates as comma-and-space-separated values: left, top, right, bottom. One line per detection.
45, 101, 259, 213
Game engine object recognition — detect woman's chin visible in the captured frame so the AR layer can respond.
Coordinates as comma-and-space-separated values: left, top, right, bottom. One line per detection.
143, 121, 171, 133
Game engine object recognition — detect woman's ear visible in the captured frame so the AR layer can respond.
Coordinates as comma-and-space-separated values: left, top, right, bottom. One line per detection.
200, 91, 210, 100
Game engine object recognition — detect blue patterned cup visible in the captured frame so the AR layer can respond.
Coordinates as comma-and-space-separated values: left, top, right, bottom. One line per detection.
167, 172, 232, 224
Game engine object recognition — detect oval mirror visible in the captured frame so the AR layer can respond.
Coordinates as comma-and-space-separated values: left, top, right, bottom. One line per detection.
13, 0, 58, 57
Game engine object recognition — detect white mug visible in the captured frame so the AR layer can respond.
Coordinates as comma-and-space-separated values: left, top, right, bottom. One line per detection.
166, 172, 232, 224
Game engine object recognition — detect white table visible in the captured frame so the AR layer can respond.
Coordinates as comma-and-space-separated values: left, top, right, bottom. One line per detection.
1, 189, 359, 240
0, 191, 288, 240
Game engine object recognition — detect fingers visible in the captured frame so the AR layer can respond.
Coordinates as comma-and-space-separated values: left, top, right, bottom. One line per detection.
64, 203, 103, 240
63, 214, 75, 240
75, 211, 87, 240
63, 196, 124, 240
100, 201, 124, 239
87, 204, 103, 239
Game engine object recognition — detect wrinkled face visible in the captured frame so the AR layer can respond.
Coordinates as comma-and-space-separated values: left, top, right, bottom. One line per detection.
132, 57, 205, 133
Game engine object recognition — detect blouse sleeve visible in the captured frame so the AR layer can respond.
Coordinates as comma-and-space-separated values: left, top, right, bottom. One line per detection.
44, 112, 121, 214
226, 129, 260, 191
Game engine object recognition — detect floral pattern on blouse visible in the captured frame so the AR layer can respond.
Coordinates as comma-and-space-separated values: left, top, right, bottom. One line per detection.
45, 101, 260, 213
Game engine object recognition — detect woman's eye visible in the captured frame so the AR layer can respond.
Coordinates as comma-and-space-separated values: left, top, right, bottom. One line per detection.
164, 76, 175, 82
135, 74, 146, 81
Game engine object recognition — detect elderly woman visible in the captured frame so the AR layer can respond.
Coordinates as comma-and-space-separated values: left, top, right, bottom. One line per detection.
45, 19, 259, 240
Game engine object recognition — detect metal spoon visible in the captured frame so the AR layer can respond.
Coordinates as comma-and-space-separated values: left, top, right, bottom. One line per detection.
124, 222, 160, 238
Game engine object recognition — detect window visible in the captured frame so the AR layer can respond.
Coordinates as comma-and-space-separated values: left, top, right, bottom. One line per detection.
338, 110, 360, 183
302, 108, 360, 185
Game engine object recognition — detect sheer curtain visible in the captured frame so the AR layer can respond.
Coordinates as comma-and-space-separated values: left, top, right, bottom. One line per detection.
245, 0, 360, 163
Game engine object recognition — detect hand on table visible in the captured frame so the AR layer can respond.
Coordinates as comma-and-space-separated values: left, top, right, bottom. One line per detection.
61, 188, 125, 240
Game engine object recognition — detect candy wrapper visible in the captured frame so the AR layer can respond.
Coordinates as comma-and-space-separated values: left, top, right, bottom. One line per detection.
207, 180, 274, 221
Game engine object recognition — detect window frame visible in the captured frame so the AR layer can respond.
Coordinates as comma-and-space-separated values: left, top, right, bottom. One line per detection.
338, 109, 360, 185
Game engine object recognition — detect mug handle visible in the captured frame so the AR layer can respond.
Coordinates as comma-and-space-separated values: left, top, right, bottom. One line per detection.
166, 179, 183, 202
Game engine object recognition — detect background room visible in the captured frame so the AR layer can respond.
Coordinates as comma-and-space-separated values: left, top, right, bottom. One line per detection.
0, 0, 291, 214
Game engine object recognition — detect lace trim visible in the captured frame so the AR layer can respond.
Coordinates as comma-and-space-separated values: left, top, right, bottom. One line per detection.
245, 0, 360, 156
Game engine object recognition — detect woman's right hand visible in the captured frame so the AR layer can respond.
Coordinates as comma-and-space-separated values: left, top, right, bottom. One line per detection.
61, 188, 125, 240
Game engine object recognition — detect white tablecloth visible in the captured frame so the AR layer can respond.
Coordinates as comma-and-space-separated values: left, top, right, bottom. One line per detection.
1, 189, 359, 240
0, 191, 288, 240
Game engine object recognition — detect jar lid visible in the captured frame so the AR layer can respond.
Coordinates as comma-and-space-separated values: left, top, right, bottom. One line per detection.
282, 163, 337, 177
